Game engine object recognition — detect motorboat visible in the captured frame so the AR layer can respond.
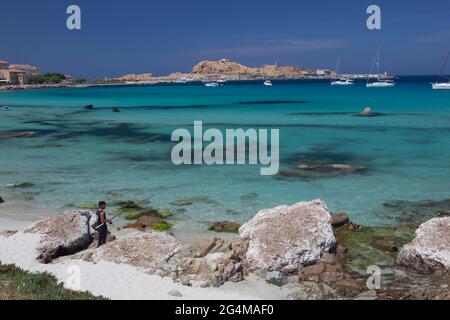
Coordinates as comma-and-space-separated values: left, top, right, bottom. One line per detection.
263, 80, 273, 87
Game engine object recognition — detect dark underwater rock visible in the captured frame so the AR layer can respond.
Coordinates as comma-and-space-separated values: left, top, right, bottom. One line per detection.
371, 236, 399, 252
209, 221, 241, 233
170, 200, 193, 206
0, 131, 37, 139
124, 209, 172, 232
382, 198, 450, 224
279, 160, 368, 179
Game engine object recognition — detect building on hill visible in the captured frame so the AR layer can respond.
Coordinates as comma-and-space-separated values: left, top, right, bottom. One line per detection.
0, 60, 9, 69
0, 60, 9, 83
316, 69, 334, 76
0, 59, 40, 85
9, 64, 40, 76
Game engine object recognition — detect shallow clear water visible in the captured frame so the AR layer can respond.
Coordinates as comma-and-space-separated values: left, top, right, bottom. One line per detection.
0, 77, 449, 235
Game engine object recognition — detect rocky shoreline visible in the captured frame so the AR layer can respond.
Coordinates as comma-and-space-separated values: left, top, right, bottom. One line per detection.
1, 198, 449, 300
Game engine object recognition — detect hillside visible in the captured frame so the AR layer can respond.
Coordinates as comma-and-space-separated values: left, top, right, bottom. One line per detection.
113, 59, 316, 82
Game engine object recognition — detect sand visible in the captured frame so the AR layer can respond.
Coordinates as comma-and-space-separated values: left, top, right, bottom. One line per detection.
0, 219, 292, 300
0, 217, 33, 231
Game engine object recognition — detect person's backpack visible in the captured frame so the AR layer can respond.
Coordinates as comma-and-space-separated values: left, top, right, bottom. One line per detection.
91, 210, 101, 231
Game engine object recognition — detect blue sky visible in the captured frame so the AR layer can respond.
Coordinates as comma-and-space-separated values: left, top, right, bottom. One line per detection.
1, 0, 450, 78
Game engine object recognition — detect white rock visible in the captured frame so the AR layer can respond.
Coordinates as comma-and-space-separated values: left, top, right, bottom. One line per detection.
360, 107, 373, 116
92, 230, 181, 273
396, 217, 450, 274
25, 211, 94, 263
239, 199, 336, 273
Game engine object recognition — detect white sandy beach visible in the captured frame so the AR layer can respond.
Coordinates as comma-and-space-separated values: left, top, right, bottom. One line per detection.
0, 221, 293, 300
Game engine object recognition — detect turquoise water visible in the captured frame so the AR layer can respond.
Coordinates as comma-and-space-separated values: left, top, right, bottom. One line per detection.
1, 78, 449, 234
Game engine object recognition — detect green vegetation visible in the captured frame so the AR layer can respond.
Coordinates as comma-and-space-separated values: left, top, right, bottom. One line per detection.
114, 207, 143, 218
124, 209, 171, 221
28, 73, 66, 85
15, 195, 34, 201
158, 209, 171, 218
334, 225, 416, 274
110, 199, 132, 206
151, 220, 172, 231
0, 264, 105, 300
73, 77, 87, 84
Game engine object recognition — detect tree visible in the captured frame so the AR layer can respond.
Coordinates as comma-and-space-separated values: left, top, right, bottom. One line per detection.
28, 73, 67, 85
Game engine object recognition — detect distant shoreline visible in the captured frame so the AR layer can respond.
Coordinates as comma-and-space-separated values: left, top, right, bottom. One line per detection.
0, 74, 398, 92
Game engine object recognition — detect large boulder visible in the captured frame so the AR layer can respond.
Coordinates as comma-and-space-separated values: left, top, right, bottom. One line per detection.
238, 199, 336, 273
25, 211, 96, 263
157, 237, 247, 287
396, 217, 450, 274
92, 230, 181, 273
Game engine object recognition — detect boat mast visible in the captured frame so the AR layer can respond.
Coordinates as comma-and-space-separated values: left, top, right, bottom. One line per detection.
376, 46, 381, 81
333, 53, 342, 81
438, 51, 450, 81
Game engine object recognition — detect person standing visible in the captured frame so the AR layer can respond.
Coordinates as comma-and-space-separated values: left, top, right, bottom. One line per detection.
96, 201, 108, 248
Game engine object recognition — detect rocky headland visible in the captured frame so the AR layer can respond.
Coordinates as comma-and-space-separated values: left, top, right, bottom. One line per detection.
112, 59, 318, 83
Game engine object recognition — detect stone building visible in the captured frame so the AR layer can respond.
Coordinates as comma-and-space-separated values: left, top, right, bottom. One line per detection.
0, 59, 40, 85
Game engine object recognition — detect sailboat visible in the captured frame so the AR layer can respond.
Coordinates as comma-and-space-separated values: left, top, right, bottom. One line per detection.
331, 54, 354, 86
432, 51, 450, 90
367, 47, 395, 88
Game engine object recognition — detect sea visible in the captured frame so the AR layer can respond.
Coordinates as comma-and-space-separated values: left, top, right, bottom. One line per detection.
0, 77, 449, 237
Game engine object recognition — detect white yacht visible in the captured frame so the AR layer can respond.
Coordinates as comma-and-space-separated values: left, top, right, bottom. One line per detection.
367, 47, 395, 88
263, 80, 273, 87
432, 82, 450, 90
367, 79, 395, 88
331, 54, 354, 86
331, 78, 354, 86
432, 52, 450, 90
204, 82, 219, 87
